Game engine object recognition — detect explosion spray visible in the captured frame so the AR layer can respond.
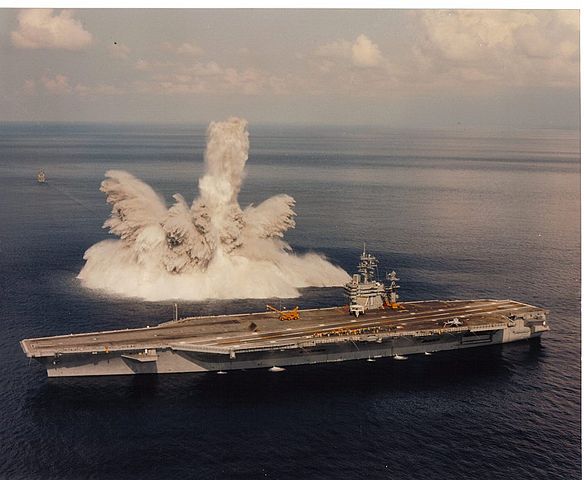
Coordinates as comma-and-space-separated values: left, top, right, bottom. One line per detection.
78, 118, 349, 300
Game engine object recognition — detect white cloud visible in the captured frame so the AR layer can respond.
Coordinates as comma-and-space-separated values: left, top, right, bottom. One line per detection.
351, 34, 382, 67
414, 10, 579, 87
135, 59, 177, 71
306, 34, 392, 96
108, 42, 131, 60
134, 60, 293, 96
161, 41, 204, 56
36, 73, 124, 96
315, 34, 383, 68
75, 83, 124, 96
182, 61, 223, 76
418, 10, 532, 63
41, 74, 71, 94
11, 9, 92, 51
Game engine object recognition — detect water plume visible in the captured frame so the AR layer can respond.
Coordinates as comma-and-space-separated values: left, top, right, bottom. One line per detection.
78, 117, 349, 301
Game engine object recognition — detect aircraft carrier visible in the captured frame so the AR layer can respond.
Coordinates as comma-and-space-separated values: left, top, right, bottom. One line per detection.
20, 250, 550, 377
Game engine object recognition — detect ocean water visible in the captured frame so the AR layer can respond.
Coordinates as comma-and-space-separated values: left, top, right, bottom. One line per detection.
0, 123, 579, 479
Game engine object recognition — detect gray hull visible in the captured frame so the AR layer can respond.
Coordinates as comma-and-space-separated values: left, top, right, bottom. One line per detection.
40, 329, 539, 377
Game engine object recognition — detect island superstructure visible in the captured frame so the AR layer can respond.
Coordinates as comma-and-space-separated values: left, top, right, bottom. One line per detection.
20, 250, 550, 377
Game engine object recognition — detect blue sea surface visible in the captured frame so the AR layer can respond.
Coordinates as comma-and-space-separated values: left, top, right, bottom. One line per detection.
0, 123, 580, 479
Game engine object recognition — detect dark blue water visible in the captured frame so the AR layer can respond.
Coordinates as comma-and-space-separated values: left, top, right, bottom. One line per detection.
0, 123, 580, 479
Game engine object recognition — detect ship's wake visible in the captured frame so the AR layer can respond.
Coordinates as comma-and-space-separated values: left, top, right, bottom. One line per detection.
78, 117, 349, 301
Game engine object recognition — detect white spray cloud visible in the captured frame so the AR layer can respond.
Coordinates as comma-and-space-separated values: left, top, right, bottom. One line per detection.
78, 117, 349, 301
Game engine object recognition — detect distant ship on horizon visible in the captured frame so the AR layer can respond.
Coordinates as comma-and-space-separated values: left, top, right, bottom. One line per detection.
36, 169, 46, 184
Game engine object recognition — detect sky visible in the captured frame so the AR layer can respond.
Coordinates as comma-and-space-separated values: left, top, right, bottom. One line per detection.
0, 8, 580, 128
